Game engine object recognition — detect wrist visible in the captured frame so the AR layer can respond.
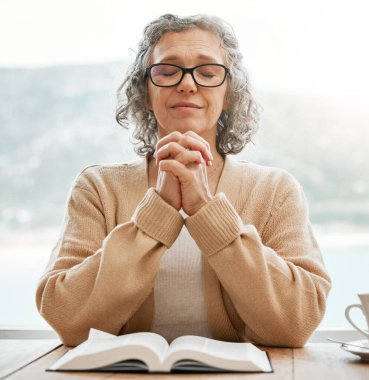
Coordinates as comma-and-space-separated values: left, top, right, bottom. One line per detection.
156, 188, 181, 211
187, 193, 214, 216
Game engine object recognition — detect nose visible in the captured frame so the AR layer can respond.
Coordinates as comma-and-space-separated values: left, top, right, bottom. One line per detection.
176, 72, 197, 93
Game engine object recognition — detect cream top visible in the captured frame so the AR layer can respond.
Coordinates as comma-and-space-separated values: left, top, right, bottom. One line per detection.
151, 210, 212, 342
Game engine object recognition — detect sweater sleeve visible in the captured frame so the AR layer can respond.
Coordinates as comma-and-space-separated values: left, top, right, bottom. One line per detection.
36, 172, 184, 346
185, 176, 331, 348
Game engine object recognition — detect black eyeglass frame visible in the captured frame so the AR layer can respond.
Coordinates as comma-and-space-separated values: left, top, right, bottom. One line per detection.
145, 63, 230, 88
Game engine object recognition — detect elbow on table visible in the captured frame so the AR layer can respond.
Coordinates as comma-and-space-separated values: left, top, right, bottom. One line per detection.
36, 298, 90, 347
46, 318, 90, 347
268, 329, 311, 348
254, 323, 315, 348
274, 312, 326, 348
254, 301, 328, 348
273, 281, 331, 347
56, 327, 90, 347
36, 280, 95, 346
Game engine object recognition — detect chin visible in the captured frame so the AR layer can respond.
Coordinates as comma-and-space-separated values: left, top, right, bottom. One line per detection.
158, 120, 214, 137
171, 122, 207, 135
177, 125, 202, 134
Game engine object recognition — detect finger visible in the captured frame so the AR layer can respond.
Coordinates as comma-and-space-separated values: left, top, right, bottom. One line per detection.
156, 131, 213, 160
156, 134, 213, 163
183, 130, 211, 152
172, 149, 203, 166
158, 131, 211, 151
155, 132, 183, 153
156, 142, 204, 166
179, 135, 213, 163
159, 159, 199, 181
155, 142, 187, 164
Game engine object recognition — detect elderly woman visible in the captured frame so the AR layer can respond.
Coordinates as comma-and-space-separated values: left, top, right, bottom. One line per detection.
36, 14, 331, 348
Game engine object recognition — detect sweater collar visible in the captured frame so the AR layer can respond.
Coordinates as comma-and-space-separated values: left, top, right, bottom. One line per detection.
215, 155, 243, 211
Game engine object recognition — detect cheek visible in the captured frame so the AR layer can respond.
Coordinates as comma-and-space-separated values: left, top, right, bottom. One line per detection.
147, 87, 153, 110
147, 84, 160, 109
148, 87, 169, 114
209, 93, 227, 115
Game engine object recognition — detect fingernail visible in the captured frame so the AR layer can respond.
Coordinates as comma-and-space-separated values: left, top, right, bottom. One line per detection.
207, 160, 212, 166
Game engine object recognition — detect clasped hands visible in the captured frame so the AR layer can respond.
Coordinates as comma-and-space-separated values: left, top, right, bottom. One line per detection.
155, 131, 214, 216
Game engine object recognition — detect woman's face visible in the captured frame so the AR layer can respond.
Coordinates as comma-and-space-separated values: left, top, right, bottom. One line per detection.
147, 28, 228, 141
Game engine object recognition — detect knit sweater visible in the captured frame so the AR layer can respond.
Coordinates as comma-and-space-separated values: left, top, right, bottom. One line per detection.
36, 155, 331, 347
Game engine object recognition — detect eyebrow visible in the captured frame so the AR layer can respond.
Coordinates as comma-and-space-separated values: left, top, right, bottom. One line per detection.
158, 54, 220, 64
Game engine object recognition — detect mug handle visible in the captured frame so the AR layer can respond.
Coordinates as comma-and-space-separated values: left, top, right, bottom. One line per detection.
345, 304, 369, 338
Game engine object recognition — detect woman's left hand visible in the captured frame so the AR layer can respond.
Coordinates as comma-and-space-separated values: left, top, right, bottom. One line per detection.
155, 131, 214, 216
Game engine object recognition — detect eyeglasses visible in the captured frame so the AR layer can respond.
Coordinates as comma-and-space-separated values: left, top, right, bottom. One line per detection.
146, 63, 229, 88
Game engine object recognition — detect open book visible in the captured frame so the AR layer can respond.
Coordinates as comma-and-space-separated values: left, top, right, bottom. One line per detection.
48, 328, 272, 373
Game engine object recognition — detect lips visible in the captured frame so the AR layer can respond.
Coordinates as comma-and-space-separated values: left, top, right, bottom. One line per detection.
171, 102, 202, 109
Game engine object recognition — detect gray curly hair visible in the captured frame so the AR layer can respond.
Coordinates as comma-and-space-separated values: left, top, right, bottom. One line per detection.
116, 14, 259, 157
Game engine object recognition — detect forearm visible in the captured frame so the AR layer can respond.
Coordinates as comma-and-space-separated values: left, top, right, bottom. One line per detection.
36, 222, 166, 346
186, 192, 331, 347
206, 227, 331, 347
36, 187, 184, 346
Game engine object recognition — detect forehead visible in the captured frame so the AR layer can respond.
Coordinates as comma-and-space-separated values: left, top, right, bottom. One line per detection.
151, 28, 226, 64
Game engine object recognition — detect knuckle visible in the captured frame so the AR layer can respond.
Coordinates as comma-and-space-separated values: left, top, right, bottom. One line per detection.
195, 151, 202, 160
182, 135, 193, 146
179, 151, 189, 162
167, 141, 178, 151
177, 135, 186, 145
159, 160, 167, 169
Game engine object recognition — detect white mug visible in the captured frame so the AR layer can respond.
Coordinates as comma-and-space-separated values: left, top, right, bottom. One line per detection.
345, 293, 369, 339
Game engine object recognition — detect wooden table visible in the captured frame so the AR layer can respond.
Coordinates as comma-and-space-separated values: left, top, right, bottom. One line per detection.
1, 340, 368, 379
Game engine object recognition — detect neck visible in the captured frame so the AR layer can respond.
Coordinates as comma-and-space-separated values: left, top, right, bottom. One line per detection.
206, 153, 225, 178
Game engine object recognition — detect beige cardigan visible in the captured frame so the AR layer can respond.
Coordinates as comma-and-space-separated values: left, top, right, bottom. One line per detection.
36, 155, 331, 347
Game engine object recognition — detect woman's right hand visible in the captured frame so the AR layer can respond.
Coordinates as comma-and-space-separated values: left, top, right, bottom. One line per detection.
156, 165, 182, 210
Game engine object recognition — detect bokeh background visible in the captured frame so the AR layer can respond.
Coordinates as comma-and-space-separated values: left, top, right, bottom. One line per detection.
1, 0, 368, 331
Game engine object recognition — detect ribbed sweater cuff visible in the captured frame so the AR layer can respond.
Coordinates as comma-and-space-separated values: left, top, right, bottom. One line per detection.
133, 188, 184, 248
185, 192, 242, 256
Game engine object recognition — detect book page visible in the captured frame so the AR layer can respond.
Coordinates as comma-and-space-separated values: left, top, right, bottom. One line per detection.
84, 332, 169, 359
48, 331, 170, 371
163, 336, 272, 372
167, 335, 207, 355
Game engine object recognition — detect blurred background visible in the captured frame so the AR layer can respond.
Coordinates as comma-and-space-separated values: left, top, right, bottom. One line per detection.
1, 0, 368, 331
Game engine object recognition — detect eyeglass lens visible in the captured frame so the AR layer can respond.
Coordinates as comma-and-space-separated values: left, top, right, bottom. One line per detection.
150, 64, 226, 87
